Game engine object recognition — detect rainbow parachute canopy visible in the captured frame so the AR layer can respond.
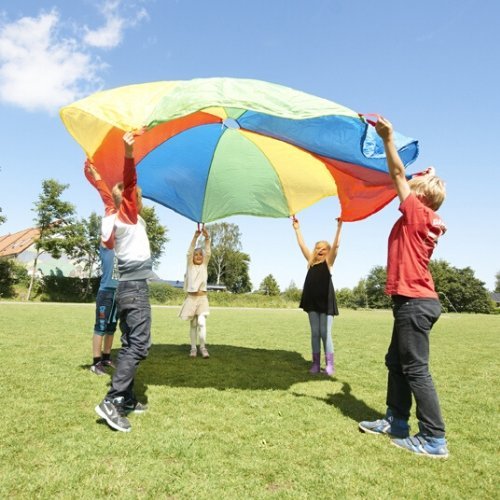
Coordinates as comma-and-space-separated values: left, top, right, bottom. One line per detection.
60, 77, 419, 222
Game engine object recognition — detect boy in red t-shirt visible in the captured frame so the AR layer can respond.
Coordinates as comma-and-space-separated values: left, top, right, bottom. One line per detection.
358, 116, 449, 459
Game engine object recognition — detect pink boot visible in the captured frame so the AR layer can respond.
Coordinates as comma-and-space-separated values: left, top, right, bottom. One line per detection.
324, 353, 335, 376
309, 353, 321, 374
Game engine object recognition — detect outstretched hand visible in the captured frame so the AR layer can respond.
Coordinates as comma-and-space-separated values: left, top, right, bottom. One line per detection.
374, 115, 393, 141
84, 160, 100, 181
123, 131, 135, 158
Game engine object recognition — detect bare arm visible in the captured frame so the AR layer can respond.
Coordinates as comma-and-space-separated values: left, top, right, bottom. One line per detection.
187, 229, 201, 261
326, 218, 343, 267
375, 116, 411, 203
292, 219, 311, 262
84, 161, 115, 215
202, 227, 211, 260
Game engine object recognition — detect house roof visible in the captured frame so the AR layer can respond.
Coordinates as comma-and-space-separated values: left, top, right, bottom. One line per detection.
0, 227, 40, 258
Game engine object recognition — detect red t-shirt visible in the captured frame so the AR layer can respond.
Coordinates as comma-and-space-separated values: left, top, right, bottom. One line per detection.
386, 194, 446, 298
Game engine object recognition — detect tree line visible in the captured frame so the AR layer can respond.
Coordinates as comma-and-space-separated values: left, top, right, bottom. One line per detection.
0, 177, 498, 313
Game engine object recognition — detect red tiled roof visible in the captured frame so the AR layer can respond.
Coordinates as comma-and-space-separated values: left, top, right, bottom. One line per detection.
0, 227, 40, 257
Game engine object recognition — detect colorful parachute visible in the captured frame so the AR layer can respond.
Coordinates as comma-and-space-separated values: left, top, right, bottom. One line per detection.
59, 77, 419, 222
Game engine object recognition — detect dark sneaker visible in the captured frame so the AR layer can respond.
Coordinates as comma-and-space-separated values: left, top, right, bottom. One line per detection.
391, 434, 449, 459
359, 416, 409, 438
124, 400, 148, 414
90, 362, 106, 376
101, 359, 116, 368
95, 398, 131, 432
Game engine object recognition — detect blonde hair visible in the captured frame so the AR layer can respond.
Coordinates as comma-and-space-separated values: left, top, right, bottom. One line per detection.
408, 175, 446, 211
112, 182, 124, 208
111, 183, 142, 209
308, 240, 330, 268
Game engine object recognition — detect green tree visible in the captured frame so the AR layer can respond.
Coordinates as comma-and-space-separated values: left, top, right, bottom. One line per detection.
206, 222, 251, 292
365, 265, 392, 309
283, 280, 302, 302
65, 212, 102, 276
206, 222, 242, 285
259, 274, 280, 296
336, 287, 356, 309
140, 205, 169, 269
495, 271, 500, 293
430, 260, 493, 313
352, 278, 368, 308
62, 212, 102, 298
0, 258, 28, 298
27, 179, 76, 300
223, 250, 252, 293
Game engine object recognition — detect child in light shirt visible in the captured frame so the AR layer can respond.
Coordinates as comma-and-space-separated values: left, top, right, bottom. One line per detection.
179, 227, 212, 358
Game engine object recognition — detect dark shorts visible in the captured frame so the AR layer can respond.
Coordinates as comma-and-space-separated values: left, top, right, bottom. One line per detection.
94, 288, 118, 335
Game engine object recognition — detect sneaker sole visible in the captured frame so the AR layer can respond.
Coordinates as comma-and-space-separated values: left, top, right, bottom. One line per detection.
95, 405, 131, 432
90, 368, 106, 376
358, 423, 388, 436
125, 408, 147, 415
390, 439, 449, 459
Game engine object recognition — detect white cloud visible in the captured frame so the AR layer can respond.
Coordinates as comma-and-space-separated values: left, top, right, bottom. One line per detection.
83, 0, 149, 49
0, 2, 149, 113
0, 9, 103, 113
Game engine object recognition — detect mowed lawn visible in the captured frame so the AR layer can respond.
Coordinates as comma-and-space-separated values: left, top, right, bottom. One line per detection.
0, 303, 498, 499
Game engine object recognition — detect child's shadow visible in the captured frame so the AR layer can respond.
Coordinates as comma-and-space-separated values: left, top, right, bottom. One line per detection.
135, 343, 325, 391
293, 382, 383, 423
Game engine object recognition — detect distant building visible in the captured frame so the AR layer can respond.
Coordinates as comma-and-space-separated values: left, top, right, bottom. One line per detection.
0, 226, 86, 278
153, 278, 226, 292
490, 292, 500, 307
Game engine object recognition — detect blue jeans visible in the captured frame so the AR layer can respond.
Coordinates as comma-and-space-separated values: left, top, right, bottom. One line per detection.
106, 280, 151, 403
307, 311, 334, 354
385, 296, 445, 437
93, 288, 117, 335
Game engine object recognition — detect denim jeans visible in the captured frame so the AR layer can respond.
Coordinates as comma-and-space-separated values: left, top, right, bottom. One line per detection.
307, 311, 334, 354
385, 296, 445, 437
106, 280, 151, 403
93, 288, 117, 335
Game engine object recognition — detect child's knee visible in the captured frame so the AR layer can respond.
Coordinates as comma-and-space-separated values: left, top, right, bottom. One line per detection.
197, 314, 207, 327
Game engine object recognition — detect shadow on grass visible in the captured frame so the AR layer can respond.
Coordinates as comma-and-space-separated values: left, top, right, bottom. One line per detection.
97, 345, 382, 422
127, 343, 325, 391
293, 382, 383, 423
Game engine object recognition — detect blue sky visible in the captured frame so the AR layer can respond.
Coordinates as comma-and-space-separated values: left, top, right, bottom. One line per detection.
0, 0, 498, 291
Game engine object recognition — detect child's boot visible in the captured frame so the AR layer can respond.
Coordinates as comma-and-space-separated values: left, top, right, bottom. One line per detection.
310, 353, 321, 373
324, 352, 335, 376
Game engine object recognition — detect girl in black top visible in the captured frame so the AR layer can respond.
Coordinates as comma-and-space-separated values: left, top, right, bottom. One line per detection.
292, 217, 343, 376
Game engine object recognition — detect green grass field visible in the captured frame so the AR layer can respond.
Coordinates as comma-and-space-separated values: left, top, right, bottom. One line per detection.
0, 303, 498, 499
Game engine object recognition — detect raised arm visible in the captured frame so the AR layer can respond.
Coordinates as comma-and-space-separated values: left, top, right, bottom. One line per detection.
187, 229, 201, 262
202, 227, 211, 261
118, 131, 139, 224
292, 218, 311, 262
375, 116, 411, 203
84, 161, 115, 215
326, 218, 343, 267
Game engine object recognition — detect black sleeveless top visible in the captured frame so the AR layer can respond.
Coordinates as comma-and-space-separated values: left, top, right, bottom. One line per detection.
299, 261, 339, 316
